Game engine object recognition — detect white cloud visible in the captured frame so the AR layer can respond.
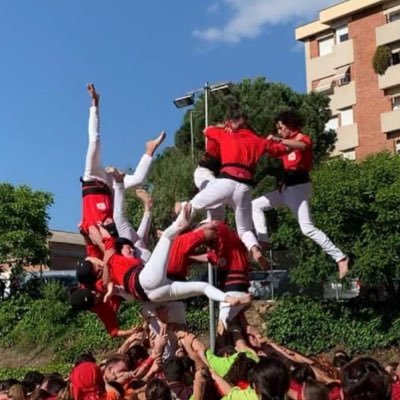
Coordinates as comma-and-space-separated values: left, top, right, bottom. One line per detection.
194, 0, 337, 44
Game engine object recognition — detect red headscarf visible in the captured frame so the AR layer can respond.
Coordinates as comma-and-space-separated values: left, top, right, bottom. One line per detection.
70, 362, 105, 400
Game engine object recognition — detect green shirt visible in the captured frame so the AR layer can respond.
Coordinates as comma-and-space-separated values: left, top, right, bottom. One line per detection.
222, 387, 258, 400
205, 349, 259, 377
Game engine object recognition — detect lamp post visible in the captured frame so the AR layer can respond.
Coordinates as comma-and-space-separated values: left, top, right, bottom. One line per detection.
173, 81, 232, 350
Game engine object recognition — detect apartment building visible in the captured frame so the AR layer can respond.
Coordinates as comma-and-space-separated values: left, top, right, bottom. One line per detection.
295, 0, 400, 160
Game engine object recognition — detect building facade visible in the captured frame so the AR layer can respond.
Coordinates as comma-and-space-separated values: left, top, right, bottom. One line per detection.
295, 0, 400, 160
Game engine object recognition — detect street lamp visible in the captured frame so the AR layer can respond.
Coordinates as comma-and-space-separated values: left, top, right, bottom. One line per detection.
173, 81, 232, 350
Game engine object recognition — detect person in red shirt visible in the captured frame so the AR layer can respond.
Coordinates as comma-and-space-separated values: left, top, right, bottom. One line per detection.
80, 83, 165, 254
102, 205, 251, 307
252, 110, 349, 279
181, 105, 289, 270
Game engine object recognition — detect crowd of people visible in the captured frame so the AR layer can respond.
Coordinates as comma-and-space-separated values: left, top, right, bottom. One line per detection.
1, 83, 377, 400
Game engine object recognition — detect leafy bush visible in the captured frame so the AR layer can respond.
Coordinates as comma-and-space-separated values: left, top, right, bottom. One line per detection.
266, 296, 400, 355
372, 45, 392, 75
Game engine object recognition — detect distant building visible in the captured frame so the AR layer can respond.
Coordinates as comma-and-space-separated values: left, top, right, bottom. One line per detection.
295, 0, 400, 160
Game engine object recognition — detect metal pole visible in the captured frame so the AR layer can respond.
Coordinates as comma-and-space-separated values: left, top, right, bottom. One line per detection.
190, 111, 194, 163
204, 82, 216, 351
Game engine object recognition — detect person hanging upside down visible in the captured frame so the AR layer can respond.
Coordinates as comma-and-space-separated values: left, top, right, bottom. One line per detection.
177, 105, 289, 269
101, 205, 252, 306
80, 83, 165, 253
251, 109, 349, 279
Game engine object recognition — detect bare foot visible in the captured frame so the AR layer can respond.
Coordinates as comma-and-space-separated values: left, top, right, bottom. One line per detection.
338, 257, 349, 280
251, 246, 270, 270
225, 293, 253, 306
87, 83, 100, 107
146, 131, 166, 156
135, 188, 153, 211
105, 166, 125, 183
174, 201, 182, 216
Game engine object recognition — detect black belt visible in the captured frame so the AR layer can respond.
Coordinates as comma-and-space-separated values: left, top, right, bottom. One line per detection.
123, 266, 149, 301
81, 178, 112, 197
198, 153, 221, 175
283, 170, 310, 187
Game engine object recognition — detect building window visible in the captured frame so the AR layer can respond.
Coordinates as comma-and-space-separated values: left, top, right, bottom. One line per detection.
393, 96, 400, 110
342, 149, 356, 160
391, 47, 400, 65
325, 116, 339, 132
340, 107, 354, 126
318, 35, 335, 56
396, 140, 400, 155
335, 25, 349, 43
387, 10, 400, 23
335, 65, 351, 86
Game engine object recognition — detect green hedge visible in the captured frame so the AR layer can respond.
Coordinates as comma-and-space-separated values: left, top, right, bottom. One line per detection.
265, 296, 400, 355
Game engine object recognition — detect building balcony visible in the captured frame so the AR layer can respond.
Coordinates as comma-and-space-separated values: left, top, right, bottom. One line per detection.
329, 81, 356, 114
378, 63, 400, 90
335, 123, 359, 152
308, 39, 354, 82
381, 109, 400, 133
376, 19, 400, 47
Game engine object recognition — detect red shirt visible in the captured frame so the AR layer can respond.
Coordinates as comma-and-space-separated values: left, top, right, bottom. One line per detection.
280, 132, 313, 172
167, 229, 208, 280
206, 136, 221, 160
205, 126, 288, 181
392, 382, 400, 400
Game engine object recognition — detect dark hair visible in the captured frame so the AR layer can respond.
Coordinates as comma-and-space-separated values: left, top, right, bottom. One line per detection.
215, 345, 236, 357
303, 380, 329, 400
291, 364, 316, 384
104, 354, 129, 370
341, 357, 391, 400
115, 237, 135, 255
74, 352, 96, 366
163, 357, 185, 382
333, 352, 351, 370
181, 356, 195, 375
248, 357, 290, 400
20, 381, 35, 394
23, 371, 44, 387
0, 379, 20, 391
29, 388, 50, 400
106, 381, 124, 397
127, 345, 149, 370
225, 353, 257, 386
103, 222, 119, 238
145, 379, 172, 400
76, 260, 97, 286
46, 377, 66, 395
226, 104, 248, 123
69, 288, 96, 310
275, 109, 304, 131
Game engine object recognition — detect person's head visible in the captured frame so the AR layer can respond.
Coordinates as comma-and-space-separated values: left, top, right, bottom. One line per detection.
224, 353, 257, 386
333, 350, 351, 371
275, 109, 304, 138
69, 288, 100, 311
291, 364, 316, 384
23, 372, 44, 389
249, 357, 290, 400
215, 345, 236, 358
8, 385, 26, 400
76, 260, 97, 286
302, 380, 329, 400
127, 345, 149, 370
163, 357, 185, 383
75, 353, 96, 367
226, 104, 248, 131
341, 356, 391, 400
145, 379, 171, 400
19, 382, 35, 395
115, 238, 136, 258
103, 355, 129, 382
29, 388, 50, 400
46, 377, 66, 396
70, 361, 105, 400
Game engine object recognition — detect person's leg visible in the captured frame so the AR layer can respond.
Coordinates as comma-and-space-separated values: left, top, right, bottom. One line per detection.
193, 167, 225, 220
218, 291, 246, 331
123, 132, 166, 189
83, 84, 108, 183
135, 188, 153, 245
284, 183, 348, 275
146, 281, 251, 305
252, 190, 284, 242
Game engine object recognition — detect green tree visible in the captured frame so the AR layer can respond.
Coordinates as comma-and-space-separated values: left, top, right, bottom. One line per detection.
272, 153, 400, 289
0, 184, 53, 270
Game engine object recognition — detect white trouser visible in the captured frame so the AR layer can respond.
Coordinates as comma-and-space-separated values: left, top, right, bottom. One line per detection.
190, 178, 258, 251
219, 291, 246, 329
83, 106, 153, 189
138, 224, 228, 303
252, 182, 345, 262
113, 182, 152, 262
193, 167, 225, 221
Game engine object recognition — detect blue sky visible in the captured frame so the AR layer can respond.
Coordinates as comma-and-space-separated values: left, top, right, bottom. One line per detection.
0, 0, 336, 232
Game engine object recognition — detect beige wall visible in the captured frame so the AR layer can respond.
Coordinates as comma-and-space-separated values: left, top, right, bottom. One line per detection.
376, 19, 400, 45
378, 64, 400, 89
330, 81, 357, 114
335, 123, 360, 151
381, 109, 400, 132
